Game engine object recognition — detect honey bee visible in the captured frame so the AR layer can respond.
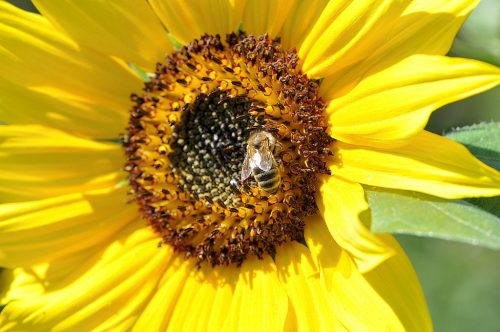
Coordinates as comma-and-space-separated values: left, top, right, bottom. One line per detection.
241, 130, 281, 194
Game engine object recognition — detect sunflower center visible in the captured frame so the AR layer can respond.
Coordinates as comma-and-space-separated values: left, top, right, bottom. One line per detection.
125, 33, 333, 266
169, 90, 260, 207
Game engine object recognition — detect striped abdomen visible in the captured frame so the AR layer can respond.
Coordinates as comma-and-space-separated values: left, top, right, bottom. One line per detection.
253, 167, 281, 194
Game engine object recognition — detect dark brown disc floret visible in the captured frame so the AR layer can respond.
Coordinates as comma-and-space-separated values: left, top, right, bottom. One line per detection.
124, 33, 333, 266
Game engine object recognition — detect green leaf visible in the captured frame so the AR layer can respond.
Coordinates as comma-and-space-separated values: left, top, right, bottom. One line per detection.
445, 122, 500, 216
465, 196, 500, 217
366, 187, 500, 250
445, 122, 500, 170
128, 63, 152, 83
167, 33, 184, 50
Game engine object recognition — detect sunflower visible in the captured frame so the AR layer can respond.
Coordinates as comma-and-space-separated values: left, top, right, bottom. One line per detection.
1, 0, 499, 331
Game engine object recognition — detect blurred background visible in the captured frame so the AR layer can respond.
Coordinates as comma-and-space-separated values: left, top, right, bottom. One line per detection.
6, 0, 500, 331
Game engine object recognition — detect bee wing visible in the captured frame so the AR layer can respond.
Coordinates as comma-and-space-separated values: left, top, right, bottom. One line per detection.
241, 147, 253, 181
258, 139, 274, 171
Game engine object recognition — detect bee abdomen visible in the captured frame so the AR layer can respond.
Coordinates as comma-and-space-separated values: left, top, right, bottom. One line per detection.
254, 167, 277, 181
254, 168, 280, 193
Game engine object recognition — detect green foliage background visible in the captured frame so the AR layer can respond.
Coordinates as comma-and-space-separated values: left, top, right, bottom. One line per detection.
6, 0, 500, 331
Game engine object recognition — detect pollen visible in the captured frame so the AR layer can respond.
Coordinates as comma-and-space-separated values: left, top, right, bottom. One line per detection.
124, 33, 333, 266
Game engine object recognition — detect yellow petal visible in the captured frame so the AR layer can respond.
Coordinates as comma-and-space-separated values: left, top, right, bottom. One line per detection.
0, 269, 13, 301
0, 77, 127, 139
384, 0, 479, 58
321, 0, 479, 99
318, 176, 393, 272
279, 0, 329, 51
149, 0, 246, 45
1, 249, 103, 304
305, 218, 409, 331
299, 0, 410, 78
166, 264, 238, 332
1, 267, 50, 331
324, 55, 500, 148
222, 255, 288, 332
1, 268, 37, 307
32, 0, 172, 71
275, 241, 343, 332
1, 225, 168, 331
0, 125, 124, 202
0, 187, 137, 268
132, 256, 194, 332
364, 235, 433, 332
0, 2, 142, 110
332, 131, 500, 198
242, 0, 295, 37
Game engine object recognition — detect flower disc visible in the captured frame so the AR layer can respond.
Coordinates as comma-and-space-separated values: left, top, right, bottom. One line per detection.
125, 33, 333, 266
